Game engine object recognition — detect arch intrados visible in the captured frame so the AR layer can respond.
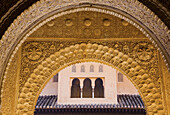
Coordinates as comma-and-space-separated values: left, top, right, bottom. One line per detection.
95, 78, 103, 85
72, 78, 80, 85
35, 59, 141, 96
15, 42, 151, 114
83, 78, 92, 85
32, 60, 145, 114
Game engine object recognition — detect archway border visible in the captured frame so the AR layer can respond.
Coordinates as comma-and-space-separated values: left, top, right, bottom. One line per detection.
12, 43, 164, 115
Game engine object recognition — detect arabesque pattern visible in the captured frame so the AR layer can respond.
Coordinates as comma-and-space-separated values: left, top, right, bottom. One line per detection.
0, 0, 170, 84
15, 43, 164, 115
0, 1, 169, 115
19, 40, 160, 90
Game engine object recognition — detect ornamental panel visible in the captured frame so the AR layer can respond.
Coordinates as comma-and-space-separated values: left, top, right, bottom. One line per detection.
7, 41, 164, 115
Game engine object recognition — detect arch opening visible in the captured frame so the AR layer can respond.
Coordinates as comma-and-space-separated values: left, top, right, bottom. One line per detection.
83, 78, 92, 98
2, 42, 166, 115
35, 61, 144, 115
0, 2, 169, 115
71, 78, 81, 98
94, 78, 104, 98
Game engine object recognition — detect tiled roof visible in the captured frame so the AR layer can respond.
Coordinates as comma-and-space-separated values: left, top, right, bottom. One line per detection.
117, 95, 144, 108
35, 95, 145, 109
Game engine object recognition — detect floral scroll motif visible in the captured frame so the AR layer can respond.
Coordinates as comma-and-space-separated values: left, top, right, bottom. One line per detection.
133, 43, 156, 65
15, 43, 165, 115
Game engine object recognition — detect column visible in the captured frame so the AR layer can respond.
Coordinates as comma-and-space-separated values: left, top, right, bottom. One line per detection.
80, 79, 84, 98
92, 86, 95, 98
91, 79, 95, 98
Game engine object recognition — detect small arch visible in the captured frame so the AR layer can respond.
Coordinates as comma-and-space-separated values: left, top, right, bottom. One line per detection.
94, 78, 104, 98
83, 78, 92, 98
90, 65, 94, 72
118, 72, 123, 82
72, 65, 76, 72
81, 65, 85, 72
71, 78, 81, 98
99, 65, 103, 72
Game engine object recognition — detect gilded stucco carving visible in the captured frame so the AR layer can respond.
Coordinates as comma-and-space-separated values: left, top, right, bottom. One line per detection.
30, 11, 144, 38
163, 60, 170, 100
0, 0, 170, 84
0, 1, 170, 115
10, 40, 164, 115
167, 77, 170, 97
20, 40, 159, 89
1, 51, 19, 115
24, 43, 44, 61
134, 43, 154, 62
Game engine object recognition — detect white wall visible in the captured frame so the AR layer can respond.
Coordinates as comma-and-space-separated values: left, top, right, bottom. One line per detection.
40, 62, 139, 104
117, 71, 139, 94
40, 76, 58, 96
58, 62, 117, 104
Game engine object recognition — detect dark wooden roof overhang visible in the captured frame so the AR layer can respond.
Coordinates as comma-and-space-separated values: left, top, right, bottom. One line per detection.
34, 95, 146, 114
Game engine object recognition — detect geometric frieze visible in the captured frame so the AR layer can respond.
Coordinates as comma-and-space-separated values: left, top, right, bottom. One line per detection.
30, 11, 145, 39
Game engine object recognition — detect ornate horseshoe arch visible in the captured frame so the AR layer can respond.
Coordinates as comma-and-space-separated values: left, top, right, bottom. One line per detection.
14, 43, 162, 114
0, 0, 170, 115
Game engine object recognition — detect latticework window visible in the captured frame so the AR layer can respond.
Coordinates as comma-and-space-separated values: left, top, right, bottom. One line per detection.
118, 73, 123, 82
81, 65, 85, 72
99, 65, 103, 72
90, 65, 94, 72
72, 65, 76, 72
